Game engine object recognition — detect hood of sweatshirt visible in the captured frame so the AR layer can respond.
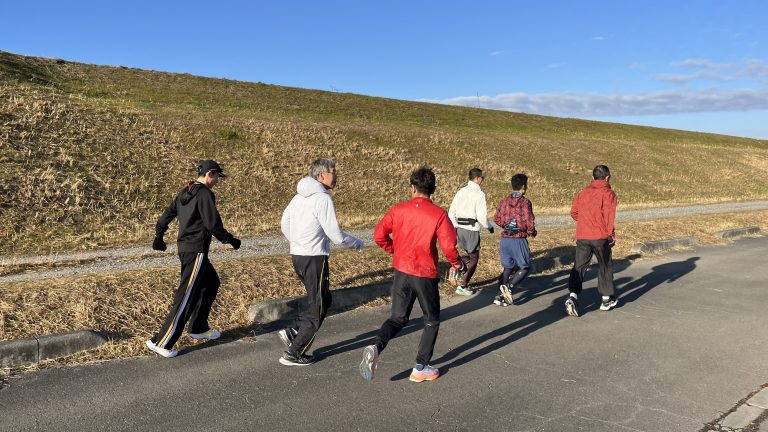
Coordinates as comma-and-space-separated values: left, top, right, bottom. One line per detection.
296, 176, 329, 198
180, 182, 204, 205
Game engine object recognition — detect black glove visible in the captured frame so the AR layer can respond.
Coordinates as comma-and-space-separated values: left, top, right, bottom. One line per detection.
229, 237, 242, 250
488, 226, 495, 234
152, 236, 167, 251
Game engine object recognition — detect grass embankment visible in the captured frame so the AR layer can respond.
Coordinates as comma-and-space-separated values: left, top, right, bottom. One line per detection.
2, 50, 768, 256
1, 211, 766, 376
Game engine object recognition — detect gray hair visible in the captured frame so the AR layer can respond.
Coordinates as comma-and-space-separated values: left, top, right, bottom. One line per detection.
310, 158, 336, 178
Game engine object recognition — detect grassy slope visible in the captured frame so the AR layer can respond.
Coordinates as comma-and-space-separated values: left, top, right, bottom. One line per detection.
2, 50, 768, 255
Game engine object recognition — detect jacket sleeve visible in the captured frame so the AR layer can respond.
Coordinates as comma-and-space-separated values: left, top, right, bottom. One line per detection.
447, 194, 459, 227
476, 192, 492, 231
316, 195, 360, 248
198, 189, 234, 243
155, 195, 178, 238
436, 212, 461, 267
373, 207, 395, 254
494, 198, 504, 227
524, 199, 537, 238
570, 192, 580, 221
603, 190, 618, 237
280, 198, 293, 240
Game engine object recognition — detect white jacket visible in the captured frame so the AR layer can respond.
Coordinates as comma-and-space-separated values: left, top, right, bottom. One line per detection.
281, 177, 362, 256
448, 180, 493, 232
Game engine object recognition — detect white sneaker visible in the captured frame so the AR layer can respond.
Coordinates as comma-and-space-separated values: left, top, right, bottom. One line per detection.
189, 329, 221, 340
499, 284, 514, 304
146, 339, 178, 358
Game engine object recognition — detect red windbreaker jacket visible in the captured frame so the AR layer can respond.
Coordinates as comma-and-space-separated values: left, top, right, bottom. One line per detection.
570, 179, 618, 240
374, 197, 461, 278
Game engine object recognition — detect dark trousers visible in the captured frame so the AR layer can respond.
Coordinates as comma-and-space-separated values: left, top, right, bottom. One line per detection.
288, 255, 331, 356
375, 270, 441, 365
568, 239, 615, 297
152, 252, 220, 349
461, 251, 480, 287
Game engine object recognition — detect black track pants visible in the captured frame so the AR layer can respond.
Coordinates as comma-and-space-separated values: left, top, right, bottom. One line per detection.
152, 252, 220, 349
288, 255, 331, 356
568, 239, 615, 297
375, 270, 441, 365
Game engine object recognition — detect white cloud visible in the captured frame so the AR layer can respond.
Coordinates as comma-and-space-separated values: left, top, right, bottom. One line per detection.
490, 50, 504, 56
652, 58, 768, 84
745, 59, 768, 79
672, 58, 729, 69
653, 70, 736, 84
592, 36, 607, 41
425, 87, 768, 117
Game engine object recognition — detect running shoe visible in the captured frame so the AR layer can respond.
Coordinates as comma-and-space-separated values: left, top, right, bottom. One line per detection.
279, 351, 314, 366
492, 295, 510, 307
188, 329, 221, 340
145, 339, 178, 358
600, 296, 618, 311
409, 365, 440, 382
455, 286, 474, 296
499, 284, 514, 305
564, 296, 580, 317
359, 345, 379, 381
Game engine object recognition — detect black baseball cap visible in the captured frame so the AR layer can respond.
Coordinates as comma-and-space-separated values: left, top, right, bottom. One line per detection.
198, 160, 226, 177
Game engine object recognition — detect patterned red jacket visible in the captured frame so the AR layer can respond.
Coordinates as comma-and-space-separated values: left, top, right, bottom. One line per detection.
494, 193, 537, 239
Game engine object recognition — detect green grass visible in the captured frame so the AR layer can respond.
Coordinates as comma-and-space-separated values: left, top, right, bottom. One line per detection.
2, 50, 768, 255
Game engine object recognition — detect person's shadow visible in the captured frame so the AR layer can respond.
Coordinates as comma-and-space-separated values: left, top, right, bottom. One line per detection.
385, 256, 700, 380
617, 256, 699, 305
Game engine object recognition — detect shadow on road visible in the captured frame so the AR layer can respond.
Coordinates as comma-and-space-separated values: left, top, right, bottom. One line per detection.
424, 256, 699, 379
177, 255, 700, 372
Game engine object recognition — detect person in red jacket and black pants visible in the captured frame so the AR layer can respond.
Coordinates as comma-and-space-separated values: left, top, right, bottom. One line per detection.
359, 167, 465, 383
565, 165, 618, 317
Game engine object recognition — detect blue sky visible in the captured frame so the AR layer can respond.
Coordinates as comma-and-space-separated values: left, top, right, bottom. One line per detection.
2, 1, 767, 138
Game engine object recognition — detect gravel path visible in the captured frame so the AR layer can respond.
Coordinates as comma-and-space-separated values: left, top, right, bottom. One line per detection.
1, 200, 766, 284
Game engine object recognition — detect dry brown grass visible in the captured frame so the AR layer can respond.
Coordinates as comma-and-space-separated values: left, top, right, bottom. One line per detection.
1, 210, 766, 378
2, 51, 768, 256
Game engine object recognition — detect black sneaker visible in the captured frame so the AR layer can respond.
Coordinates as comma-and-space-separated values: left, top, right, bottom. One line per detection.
278, 328, 298, 347
600, 297, 618, 311
279, 351, 314, 366
564, 296, 580, 317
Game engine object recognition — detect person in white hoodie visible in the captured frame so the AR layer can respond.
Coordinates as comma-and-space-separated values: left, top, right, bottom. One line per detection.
447, 167, 494, 295
277, 158, 364, 366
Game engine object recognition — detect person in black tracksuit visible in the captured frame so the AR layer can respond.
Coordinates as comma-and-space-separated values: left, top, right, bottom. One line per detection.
146, 160, 241, 358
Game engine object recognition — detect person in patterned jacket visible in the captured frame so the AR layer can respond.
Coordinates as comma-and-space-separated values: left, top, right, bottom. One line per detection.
493, 173, 536, 307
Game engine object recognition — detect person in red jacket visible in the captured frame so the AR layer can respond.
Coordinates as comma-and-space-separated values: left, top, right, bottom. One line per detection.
565, 165, 618, 317
359, 166, 465, 383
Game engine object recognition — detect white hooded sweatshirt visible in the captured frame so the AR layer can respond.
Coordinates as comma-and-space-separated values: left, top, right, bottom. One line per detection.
281, 176, 362, 256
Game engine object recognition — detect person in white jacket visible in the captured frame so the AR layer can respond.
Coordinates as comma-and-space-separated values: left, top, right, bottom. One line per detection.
447, 167, 494, 295
277, 158, 364, 366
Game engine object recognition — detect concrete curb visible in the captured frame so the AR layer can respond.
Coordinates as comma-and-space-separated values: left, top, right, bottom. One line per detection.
0, 330, 108, 368
707, 387, 768, 431
248, 283, 391, 324
630, 236, 698, 254
247, 255, 574, 325
715, 226, 761, 239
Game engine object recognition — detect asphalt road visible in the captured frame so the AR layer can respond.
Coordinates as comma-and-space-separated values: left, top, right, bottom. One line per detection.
1, 236, 767, 431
